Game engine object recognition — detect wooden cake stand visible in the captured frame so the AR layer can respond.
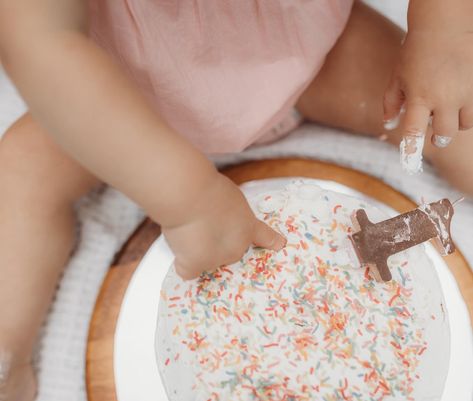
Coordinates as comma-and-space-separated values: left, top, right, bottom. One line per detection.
86, 158, 473, 401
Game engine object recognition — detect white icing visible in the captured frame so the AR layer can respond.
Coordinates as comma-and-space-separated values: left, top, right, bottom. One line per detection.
403, 216, 413, 235
285, 183, 301, 193
393, 230, 411, 244
156, 180, 449, 401
400, 134, 425, 175
297, 184, 323, 200
256, 192, 287, 214
433, 135, 452, 148
389, 216, 414, 244
283, 182, 331, 223
384, 114, 401, 131
384, 106, 405, 131
419, 203, 452, 254
334, 237, 360, 268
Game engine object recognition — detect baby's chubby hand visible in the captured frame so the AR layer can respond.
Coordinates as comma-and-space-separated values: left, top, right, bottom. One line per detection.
384, 5, 473, 150
162, 173, 286, 280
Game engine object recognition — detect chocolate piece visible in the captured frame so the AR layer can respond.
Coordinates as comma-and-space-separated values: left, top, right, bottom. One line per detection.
350, 199, 455, 282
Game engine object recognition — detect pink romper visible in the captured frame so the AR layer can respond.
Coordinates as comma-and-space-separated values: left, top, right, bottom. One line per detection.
88, 1, 354, 154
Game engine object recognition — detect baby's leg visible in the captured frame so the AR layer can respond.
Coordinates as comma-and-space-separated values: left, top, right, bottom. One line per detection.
0, 113, 100, 401
297, 1, 473, 196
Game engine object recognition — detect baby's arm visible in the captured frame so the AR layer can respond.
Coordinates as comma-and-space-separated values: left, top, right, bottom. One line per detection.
0, 0, 214, 224
0, 0, 285, 278
384, 0, 473, 153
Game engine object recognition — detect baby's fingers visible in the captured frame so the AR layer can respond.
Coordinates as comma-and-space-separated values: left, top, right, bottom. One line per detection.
400, 101, 431, 174
432, 108, 459, 148
459, 107, 473, 131
383, 77, 404, 130
174, 229, 259, 281
174, 259, 203, 281
174, 246, 222, 281
252, 219, 286, 251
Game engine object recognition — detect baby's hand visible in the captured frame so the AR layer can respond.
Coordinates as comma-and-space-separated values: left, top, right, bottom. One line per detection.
384, 24, 473, 151
162, 173, 286, 280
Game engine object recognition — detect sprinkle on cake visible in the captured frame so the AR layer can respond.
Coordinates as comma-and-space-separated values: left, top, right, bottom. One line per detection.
156, 180, 449, 401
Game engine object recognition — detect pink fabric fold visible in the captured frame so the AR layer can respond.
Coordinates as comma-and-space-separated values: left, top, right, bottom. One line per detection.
89, 0, 354, 154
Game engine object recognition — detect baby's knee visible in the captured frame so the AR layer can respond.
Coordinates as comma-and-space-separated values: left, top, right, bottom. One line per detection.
0, 116, 99, 206
1, 137, 65, 208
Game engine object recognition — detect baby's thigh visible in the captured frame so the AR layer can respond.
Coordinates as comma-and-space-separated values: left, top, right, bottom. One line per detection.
0, 113, 100, 205
424, 132, 473, 196
296, 1, 403, 139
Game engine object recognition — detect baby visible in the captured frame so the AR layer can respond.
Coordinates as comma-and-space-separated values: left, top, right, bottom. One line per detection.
1, 1, 473, 400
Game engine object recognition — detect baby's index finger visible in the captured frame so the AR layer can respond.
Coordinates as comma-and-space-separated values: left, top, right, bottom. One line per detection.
252, 219, 287, 251
400, 102, 431, 175
174, 260, 203, 281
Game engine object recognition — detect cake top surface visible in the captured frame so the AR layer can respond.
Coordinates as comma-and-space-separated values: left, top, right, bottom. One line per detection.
156, 179, 449, 401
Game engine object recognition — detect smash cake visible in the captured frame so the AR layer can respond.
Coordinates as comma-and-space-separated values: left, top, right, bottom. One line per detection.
156, 179, 450, 401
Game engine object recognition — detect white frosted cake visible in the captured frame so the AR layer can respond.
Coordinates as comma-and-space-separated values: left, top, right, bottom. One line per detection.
156, 180, 450, 401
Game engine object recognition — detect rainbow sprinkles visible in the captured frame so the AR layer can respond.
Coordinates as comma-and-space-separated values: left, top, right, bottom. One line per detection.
156, 180, 449, 401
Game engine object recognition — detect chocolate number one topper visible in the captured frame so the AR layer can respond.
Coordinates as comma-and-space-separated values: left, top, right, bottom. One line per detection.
350, 199, 459, 282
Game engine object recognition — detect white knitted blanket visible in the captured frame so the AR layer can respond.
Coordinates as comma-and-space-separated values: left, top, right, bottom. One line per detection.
2, 3, 473, 400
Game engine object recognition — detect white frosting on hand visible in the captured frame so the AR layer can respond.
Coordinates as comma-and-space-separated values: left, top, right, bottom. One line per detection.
400, 133, 425, 175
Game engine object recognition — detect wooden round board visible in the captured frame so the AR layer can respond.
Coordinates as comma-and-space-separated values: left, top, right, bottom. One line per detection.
86, 158, 473, 401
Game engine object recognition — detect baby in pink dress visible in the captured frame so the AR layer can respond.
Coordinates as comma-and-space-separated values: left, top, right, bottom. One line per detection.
2, 1, 473, 400
89, 0, 353, 153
